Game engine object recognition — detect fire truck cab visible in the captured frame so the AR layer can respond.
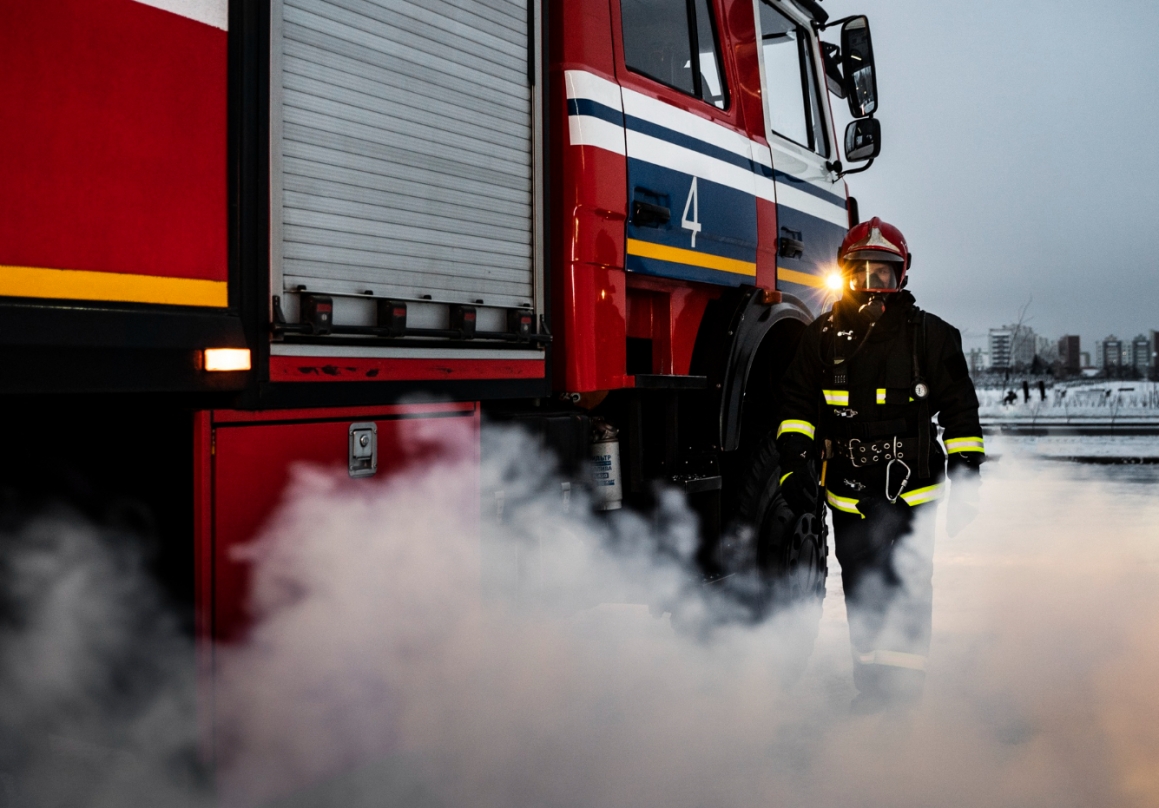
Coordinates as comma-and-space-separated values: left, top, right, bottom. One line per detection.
546, 0, 880, 575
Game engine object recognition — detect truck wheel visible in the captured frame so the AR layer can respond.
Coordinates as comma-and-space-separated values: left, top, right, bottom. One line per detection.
723, 429, 828, 618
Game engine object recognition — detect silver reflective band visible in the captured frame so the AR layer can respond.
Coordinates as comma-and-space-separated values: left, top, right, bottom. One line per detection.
945, 436, 985, 454
826, 489, 863, 518
856, 650, 927, 671
899, 483, 944, 507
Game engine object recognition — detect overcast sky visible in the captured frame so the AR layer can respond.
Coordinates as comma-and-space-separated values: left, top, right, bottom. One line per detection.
821, 0, 1159, 351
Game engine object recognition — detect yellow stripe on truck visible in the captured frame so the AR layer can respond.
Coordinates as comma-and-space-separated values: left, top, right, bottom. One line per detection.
626, 239, 756, 276
777, 267, 826, 288
0, 265, 228, 308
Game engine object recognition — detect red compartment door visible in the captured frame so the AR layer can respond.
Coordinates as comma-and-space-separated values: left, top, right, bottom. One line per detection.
202, 402, 480, 644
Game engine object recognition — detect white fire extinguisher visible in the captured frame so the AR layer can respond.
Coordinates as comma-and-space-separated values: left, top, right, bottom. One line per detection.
590, 420, 622, 511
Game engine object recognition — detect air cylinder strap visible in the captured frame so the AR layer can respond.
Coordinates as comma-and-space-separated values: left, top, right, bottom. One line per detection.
911, 311, 930, 479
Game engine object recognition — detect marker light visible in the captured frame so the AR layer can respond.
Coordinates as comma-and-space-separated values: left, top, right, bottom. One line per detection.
203, 348, 251, 372
825, 272, 845, 291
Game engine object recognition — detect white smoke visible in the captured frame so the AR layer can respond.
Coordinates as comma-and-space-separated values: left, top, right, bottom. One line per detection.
0, 508, 204, 807
2, 429, 1159, 807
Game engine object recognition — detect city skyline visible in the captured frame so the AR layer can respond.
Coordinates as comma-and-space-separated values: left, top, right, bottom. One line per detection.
974, 325, 1158, 373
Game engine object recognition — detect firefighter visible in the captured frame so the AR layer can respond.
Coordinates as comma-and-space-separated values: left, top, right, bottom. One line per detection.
775, 217, 984, 713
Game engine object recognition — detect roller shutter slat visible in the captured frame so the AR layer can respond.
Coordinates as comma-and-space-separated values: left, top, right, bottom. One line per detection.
288, 0, 526, 63
283, 72, 529, 151
283, 25, 527, 115
283, 97, 530, 174
284, 4, 525, 88
284, 230, 531, 278
282, 46, 529, 136
288, 257, 532, 290
284, 192, 531, 247
404, 0, 525, 36
283, 177, 530, 231
283, 210, 531, 260
283, 131, 531, 204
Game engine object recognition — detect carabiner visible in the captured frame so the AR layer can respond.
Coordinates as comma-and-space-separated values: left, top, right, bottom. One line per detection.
885, 457, 911, 504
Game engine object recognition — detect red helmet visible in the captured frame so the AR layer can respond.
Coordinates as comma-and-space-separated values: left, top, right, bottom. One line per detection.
837, 217, 910, 293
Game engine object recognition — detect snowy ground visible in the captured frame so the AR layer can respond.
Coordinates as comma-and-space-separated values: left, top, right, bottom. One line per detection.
977, 381, 1159, 428
993, 433, 1159, 460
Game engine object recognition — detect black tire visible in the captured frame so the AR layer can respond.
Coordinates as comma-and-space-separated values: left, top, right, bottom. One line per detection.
721, 429, 828, 618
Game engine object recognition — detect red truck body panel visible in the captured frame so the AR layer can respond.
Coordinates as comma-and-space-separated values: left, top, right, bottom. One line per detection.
550, 0, 630, 392
0, 0, 228, 307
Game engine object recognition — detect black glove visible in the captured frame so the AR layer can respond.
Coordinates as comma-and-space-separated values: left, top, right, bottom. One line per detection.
946, 454, 982, 537
778, 433, 819, 515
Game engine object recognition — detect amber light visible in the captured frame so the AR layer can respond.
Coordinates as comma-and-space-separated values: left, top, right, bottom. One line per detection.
203, 348, 251, 372
825, 272, 845, 291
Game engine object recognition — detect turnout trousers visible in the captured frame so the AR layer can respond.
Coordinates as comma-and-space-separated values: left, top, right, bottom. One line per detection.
830, 496, 936, 702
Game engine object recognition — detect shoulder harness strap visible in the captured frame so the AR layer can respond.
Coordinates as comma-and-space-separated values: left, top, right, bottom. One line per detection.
910, 309, 931, 478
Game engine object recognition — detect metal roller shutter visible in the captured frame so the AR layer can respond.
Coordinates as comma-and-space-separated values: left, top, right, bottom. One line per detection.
272, 0, 535, 310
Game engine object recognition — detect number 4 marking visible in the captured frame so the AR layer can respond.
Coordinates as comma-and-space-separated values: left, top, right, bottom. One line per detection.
681, 177, 702, 249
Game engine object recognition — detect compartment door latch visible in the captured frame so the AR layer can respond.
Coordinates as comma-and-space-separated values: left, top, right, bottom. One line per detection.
349, 422, 377, 478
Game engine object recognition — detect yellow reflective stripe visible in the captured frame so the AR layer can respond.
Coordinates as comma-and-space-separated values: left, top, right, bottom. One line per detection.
826, 490, 864, 518
0, 264, 228, 307
822, 389, 849, 406
876, 388, 886, 405
856, 650, 927, 672
627, 239, 756, 276
779, 472, 793, 485
945, 436, 985, 454
777, 420, 816, 440
899, 483, 945, 506
777, 267, 826, 288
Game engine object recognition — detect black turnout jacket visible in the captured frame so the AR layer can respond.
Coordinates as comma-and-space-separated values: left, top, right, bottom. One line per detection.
776, 291, 984, 514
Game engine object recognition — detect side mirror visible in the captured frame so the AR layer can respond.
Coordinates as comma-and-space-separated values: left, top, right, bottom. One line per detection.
844, 117, 880, 162
841, 16, 877, 117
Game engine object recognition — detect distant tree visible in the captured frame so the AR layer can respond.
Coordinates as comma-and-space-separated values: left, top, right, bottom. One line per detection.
1004, 296, 1034, 385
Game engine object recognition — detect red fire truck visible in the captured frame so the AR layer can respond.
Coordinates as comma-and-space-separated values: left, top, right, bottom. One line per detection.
1, 0, 880, 738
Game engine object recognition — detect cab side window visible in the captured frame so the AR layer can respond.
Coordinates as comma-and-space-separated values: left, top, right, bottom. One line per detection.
758, 1, 828, 156
621, 0, 729, 109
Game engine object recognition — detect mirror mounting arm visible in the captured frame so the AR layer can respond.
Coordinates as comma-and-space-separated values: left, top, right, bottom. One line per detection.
837, 158, 874, 178
818, 15, 861, 31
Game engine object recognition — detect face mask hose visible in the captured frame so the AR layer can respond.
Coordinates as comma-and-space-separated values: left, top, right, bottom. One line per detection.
858, 295, 886, 323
